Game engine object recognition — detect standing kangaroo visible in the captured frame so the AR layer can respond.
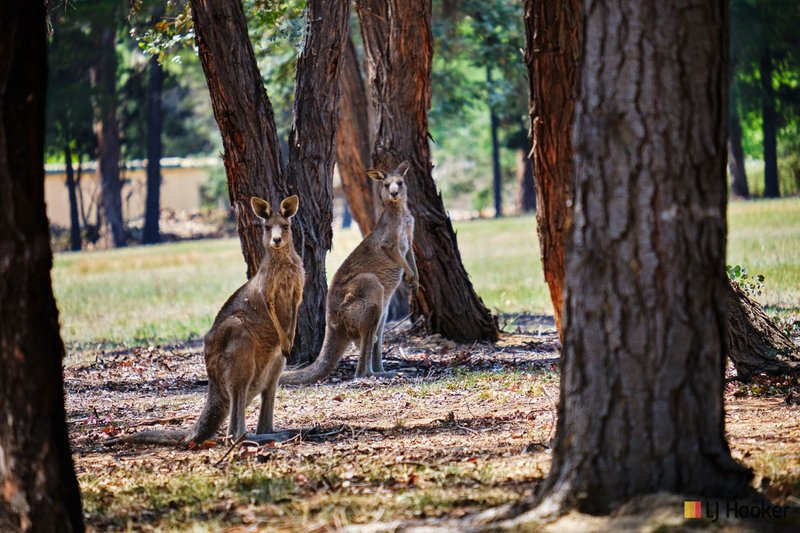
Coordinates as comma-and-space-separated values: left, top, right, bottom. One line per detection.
107, 196, 305, 446
281, 161, 417, 385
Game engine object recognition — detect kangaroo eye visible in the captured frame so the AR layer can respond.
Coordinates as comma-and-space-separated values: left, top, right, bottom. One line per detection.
282, 224, 289, 230
384, 184, 390, 189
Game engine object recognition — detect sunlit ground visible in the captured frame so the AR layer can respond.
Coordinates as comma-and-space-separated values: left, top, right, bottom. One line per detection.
52, 197, 800, 348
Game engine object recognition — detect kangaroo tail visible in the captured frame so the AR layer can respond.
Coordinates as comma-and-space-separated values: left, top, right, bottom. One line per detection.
280, 328, 349, 385
104, 429, 188, 446
105, 380, 229, 447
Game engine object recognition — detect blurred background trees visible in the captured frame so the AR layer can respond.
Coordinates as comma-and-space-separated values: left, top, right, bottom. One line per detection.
44, 0, 800, 252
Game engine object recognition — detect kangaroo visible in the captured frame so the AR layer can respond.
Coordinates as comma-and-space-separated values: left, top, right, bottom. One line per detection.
281, 161, 417, 385
107, 196, 305, 446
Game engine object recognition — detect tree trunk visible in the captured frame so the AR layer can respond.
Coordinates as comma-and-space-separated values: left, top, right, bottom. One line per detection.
336, 35, 377, 236
524, 0, 581, 339
143, 55, 163, 245
514, 147, 536, 213
285, 0, 351, 364
487, 66, 503, 218
760, 47, 779, 198
64, 143, 82, 251
191, 0, 349, 364
536, 0, 753, 515
190, 0, 286, 278
90, 26, 126, 248
726, 281, 800, 380
0, 2, 85, 530
357, 0, 498, 342
76, 152, 88, 229
728, 102, 749, 198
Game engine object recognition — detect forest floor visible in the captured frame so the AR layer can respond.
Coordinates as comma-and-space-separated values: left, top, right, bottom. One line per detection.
66, 316, 800, 532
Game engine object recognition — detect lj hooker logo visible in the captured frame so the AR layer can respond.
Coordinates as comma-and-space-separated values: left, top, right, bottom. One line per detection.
684, 500, 790, 521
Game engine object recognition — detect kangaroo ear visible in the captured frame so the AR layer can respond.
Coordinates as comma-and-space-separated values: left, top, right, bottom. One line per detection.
250, 196, 271, 220
367, 169, 386, 182
393, 161, 411, 177
280, 195, 299, 218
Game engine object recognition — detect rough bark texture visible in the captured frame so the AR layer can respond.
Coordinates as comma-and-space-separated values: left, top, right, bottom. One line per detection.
357, 0, 498, 342
538, 1, 753, 514
728, 103, 749, 198
143, 55, 163, 245
190, 0, 285, 278
64, 143, 82, 251
760, 47, 779, 198
336, 35, 378, 236
90, 25, 126, 248
514, 147, 536, 213
0, 2, 85, 530
192, 0, 349, 364
285, 0, 351, 364
524, 0, 581, 338
726, 281, 800, 380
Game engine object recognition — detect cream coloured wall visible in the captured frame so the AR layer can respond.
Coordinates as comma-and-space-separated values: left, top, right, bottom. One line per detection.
44, 158, 218, 227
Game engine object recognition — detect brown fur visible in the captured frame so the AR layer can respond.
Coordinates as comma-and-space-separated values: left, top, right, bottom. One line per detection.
106, 196, 305, 446
281, 162, 417, 384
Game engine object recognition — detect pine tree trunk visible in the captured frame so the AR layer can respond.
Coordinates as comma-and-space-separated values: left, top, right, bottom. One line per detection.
285, 0, 351, 364
64, 143, 82, 251
336, 35, 377, 236
728, 102, 749, 198
357, 0, 498, 342
143, 55, 163, 245
523, 0, 581, 339
90, 25, 126, 248
537, 1, 753, 514
726, 281, 800, 380
514, 147, 536, 213
191, 0, 349, 364
0, 2, 85, 530
760, 47, 779, 198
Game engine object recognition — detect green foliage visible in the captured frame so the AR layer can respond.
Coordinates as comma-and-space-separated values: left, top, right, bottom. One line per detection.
731, 0, 800, 196
726, 264, 766, 298
200, 164, 230, 208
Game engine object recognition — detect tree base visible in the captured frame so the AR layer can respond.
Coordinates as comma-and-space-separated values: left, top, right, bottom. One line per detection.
726, 281, 800, 381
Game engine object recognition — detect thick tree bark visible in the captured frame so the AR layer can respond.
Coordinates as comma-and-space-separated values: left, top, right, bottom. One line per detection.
487, 66, 503, 218
0, 2, 85, 530
285, 0, 351, 364
143, 55, 163, 245
760, 47, 779, 198
537, 1, 752, 515
357, 0, 498, 342
514, 147, 536, 213
191, 0, 349, 364
524, 0, 581, 339
728, 102, 749, 198
190, 0, 285, 278
336, 35, 378, 236
726, 282, 800, 380
64, 143, 82, 251
90, 26, 126, 248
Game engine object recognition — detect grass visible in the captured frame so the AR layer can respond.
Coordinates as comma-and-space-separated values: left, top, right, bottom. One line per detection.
53, 199, 800, 347
727, 198, 800, 310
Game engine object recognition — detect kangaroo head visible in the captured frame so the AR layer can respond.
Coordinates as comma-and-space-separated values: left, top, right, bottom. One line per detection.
368, 161, 411, 206
250, 195, 299, 250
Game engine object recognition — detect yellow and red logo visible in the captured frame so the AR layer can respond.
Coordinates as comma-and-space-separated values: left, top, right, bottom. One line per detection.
684, 501, 703, 519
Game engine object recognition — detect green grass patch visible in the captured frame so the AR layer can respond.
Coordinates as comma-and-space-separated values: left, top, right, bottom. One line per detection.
53, 199, 800, 347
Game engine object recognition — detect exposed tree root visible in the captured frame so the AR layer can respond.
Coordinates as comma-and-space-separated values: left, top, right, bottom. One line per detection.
726, 281, 800, 381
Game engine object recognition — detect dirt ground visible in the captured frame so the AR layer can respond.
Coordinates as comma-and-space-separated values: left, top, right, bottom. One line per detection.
65, 316, 800, 532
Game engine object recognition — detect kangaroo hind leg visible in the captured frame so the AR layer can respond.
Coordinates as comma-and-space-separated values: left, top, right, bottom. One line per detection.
256, 353, 285, 434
